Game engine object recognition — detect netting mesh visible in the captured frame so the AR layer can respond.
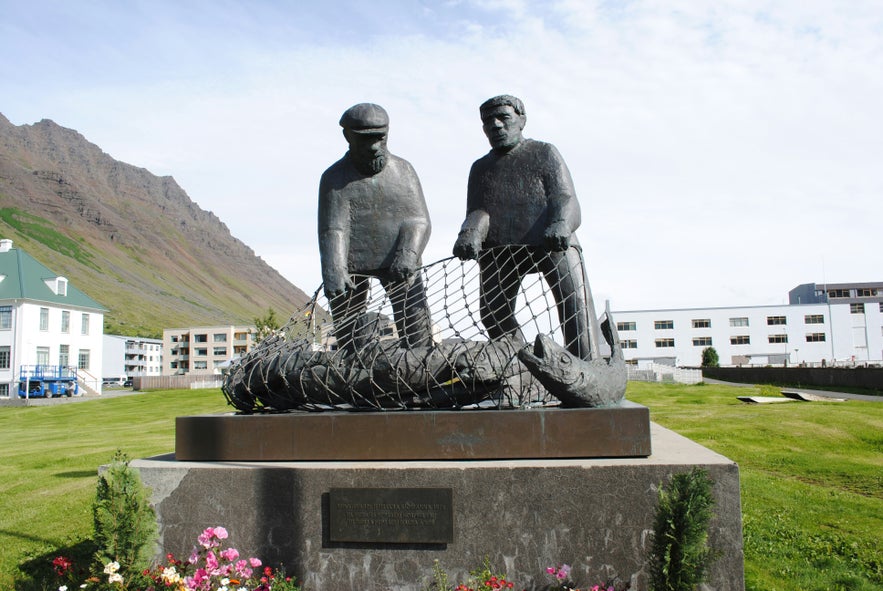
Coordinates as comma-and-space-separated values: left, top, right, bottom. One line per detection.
222, 245, 601, 412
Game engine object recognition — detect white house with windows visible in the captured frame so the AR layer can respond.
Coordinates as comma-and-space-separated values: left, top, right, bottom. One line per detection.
613, 282, 883, 368
0, 239, 105, 397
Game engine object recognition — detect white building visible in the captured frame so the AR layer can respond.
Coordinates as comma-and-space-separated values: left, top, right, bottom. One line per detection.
614, 282, 883, 368
0, 239, 105, 397
103, 335, 163, 381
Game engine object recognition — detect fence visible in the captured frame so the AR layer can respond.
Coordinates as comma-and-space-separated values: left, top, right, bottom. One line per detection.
134, 375, 224, 391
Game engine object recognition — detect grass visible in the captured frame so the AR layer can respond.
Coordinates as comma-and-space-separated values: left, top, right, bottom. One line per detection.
0, 390, 229, 590
628, 382, 882, 591
0, 384, 881, 590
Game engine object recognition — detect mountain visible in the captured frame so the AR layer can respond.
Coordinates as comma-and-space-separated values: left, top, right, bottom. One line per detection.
0, 112, 312, 337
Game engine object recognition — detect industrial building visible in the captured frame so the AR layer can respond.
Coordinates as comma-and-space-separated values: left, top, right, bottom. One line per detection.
613, 282, 883, 368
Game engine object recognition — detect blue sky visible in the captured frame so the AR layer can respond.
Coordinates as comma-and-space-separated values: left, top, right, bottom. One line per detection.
2, 1, 882, 311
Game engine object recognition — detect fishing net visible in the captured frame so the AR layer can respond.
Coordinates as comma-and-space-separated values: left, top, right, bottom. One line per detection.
222, 245, 600, 412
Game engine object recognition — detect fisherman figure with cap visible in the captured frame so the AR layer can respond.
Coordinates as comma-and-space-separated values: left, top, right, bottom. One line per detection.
453, 95, 599, 360
319, 103, 433, 352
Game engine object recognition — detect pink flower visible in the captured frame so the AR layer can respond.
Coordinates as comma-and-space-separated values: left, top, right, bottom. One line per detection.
249, 557, 262, 568
205, 550, 219, 574
220, 547, 240, 562
235, 559, 253, 579
214, 526, 229, 540
546, 567, 556, 575
188, 548, 200, 564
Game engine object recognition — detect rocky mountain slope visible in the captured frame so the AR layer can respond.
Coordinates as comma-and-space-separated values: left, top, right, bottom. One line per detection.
0, 113, 311, 337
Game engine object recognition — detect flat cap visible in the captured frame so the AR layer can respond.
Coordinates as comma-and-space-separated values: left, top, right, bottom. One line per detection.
339, 103, 389, 134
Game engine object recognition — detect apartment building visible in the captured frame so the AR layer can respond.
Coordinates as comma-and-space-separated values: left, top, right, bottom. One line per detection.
103, 335, 163, 380
162, 325, 254, 376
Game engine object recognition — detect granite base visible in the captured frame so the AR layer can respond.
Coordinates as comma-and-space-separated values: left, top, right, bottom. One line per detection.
135, 423, 743, 591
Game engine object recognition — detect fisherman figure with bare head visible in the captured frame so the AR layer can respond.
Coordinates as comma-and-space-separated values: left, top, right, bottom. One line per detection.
319, 103, 433, 352
453, 95, 598, 360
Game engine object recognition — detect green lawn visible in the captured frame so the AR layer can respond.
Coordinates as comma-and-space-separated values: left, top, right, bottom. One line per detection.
1, 384, 881, 590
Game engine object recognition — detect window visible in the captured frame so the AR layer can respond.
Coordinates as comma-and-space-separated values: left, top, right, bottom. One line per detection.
78, 349, 90, 370
616, 321, 636, 331
56, 277, 67, 296
39, 307, 49, 331
0, 306, 11, 330
768, 334, 788, 344
857, 288, 877, 297
194, 334, 208, 343
880, 303, 883, 313
828, 289, 850, 298
61, 310, 70, 333
805, 314, 824, 324
0, 346, 9, 369
81, 313, 90, 335
729, 317, 749, 327
621, 340, 638, 349
850, 303, 865, 314
213, 333, 228, 342
692, 319, 711, 328
806, 333, 827, 342
655, 338, 675, 348
193, 361, 208, 370
59, 344, 69, 367
730, 335, 750, 345
195, 348, 208, 357
692, 337, 712, 347
213, 347, 227, 356
654, 320, 674, 330
767, 316, 787, 325
36, 347, 50, 365
0, 384, 7, 397
171, 335, 179, 343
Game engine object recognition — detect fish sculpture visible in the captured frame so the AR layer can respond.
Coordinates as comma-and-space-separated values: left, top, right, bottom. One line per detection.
517, 303, 627, 407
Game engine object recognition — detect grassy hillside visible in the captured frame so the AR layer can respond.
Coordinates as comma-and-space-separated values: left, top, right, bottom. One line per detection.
0, 115, 313, 337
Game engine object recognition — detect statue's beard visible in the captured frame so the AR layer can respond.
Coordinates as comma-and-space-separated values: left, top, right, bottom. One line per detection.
352, 152, 387, 175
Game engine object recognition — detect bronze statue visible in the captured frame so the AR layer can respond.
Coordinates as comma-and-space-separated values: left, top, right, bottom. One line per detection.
453, 95, 599, 360
318, 103, 433, 351
222, 97, 627, 413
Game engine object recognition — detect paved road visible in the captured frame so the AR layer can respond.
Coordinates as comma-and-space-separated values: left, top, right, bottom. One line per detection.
0, 388, 142, 407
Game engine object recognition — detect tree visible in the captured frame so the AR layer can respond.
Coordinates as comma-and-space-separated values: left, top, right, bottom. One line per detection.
253, 307, 282, 343
701, 346, 719, 368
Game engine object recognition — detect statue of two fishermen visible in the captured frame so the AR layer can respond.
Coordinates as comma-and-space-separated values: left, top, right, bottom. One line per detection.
319, 96, 598, 360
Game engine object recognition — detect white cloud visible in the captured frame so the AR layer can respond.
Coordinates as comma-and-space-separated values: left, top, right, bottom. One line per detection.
2, 0, 881, 312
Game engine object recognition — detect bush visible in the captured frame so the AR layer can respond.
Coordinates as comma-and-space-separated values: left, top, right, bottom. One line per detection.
648, 467, 717, 591
92, 450, 158, 577
700, 347, 719, 368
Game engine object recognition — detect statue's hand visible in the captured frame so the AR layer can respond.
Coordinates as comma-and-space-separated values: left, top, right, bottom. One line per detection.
388, 251, 417, 283
544, 222, 571, 251
324, 273, 354, 299
453, 234, 481, 260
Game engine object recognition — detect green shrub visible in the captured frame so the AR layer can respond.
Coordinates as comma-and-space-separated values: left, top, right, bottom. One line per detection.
648, 467, 716, 591
92, 450, 158, 576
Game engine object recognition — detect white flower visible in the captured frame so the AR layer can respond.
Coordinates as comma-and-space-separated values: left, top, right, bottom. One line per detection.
162, 566, 182, 584
108, 573, 124, 584
58, 586, 68, 591
103, 561, 120, 574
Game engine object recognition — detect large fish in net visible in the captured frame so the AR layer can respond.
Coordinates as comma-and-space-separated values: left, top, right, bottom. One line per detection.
222, 246, 626, 412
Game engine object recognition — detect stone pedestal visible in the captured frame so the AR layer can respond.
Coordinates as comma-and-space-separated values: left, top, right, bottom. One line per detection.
134, 422, 743, 591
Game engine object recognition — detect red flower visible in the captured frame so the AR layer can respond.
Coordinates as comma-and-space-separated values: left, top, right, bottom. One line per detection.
264, 566, 273, 577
